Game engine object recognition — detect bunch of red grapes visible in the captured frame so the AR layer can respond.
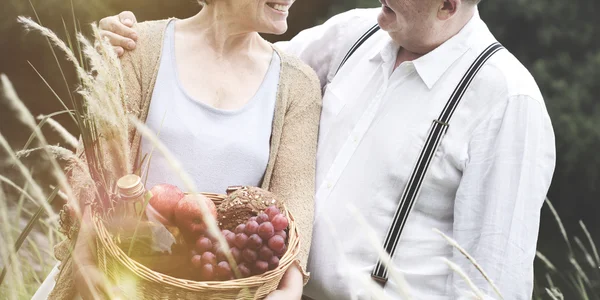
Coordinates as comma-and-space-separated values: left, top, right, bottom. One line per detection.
189, 206, 289, 281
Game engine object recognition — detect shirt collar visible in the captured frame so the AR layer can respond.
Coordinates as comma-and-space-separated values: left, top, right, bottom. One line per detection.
369, 10, 485, 89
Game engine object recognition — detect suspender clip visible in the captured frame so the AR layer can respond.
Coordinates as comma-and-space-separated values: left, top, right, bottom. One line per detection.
433, 119, 450, 127
371, 274, 388, 287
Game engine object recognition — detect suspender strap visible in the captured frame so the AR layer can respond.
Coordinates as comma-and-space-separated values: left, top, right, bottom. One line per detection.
370, 42, 505, 284
335, 24, 381, 76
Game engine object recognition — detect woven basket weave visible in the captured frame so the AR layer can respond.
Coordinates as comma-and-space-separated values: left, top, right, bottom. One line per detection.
93, 193, 300, 299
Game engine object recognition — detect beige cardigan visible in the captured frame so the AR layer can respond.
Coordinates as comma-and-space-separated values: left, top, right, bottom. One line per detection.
50, 19, 321, 298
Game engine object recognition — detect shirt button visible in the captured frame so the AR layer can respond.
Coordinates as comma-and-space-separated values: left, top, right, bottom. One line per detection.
327, 182, 333, 189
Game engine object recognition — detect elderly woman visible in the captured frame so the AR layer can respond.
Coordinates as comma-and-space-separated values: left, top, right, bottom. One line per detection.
37, 0, 321, 299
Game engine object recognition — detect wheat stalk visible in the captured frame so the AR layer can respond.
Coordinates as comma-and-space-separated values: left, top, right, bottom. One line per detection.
19, 16, 134, 216
17, 17, 92, 87
16, 145, 75, 160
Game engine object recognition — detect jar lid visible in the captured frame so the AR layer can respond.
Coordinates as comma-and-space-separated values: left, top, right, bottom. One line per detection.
117, 174, 145, 200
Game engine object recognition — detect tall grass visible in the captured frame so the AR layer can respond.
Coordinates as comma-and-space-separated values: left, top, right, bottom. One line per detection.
533, 199, 600, 300
1, 3, 131, 298
0, 175, 61, 299
0, 8, 236, 299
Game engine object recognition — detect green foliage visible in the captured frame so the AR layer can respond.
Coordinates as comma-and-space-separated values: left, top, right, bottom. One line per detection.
479, 0, 600, 211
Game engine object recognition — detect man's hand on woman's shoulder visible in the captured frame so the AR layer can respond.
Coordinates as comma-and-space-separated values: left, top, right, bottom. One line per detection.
98, 11, 139, 57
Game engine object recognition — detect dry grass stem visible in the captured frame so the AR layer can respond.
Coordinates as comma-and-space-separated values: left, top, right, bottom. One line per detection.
26, 62, 75, 123
0, 187, 26, 299
346, 205, 413, 299
545, 198, 573, 254
0, 175, 39, 208
129, 117, 242, 278
16, 145, 75, 161
321, 215, 380, 300
22, 110, 74, 151
0, 132, 56, 224
579, 221, 600, 265
354, 273, 394, 300
574, 236, 597, 269
433, 228, 503, 299
20, 16, 130, 210
1, 74, 75, 218
536, 251, 557, 272
545, 273, 555, 290
441, 257, 486, 300
545, 288, 564, 300
40, 116, 79, 149
569, 257, 592, 286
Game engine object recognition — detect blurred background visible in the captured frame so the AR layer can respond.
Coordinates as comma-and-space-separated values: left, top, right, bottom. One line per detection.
1, 0, 599, 298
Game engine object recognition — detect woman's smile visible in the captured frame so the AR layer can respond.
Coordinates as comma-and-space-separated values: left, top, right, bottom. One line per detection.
266, 2, 292, 18
266, 2, 291, 13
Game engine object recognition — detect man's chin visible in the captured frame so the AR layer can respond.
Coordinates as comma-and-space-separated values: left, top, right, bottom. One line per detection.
377, 9, 396, 31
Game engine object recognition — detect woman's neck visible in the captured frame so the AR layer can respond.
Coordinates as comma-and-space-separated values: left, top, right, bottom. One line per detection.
178, 6, 271, 58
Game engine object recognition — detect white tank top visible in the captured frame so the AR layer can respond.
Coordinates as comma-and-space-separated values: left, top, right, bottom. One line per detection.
140, 20, 280, 193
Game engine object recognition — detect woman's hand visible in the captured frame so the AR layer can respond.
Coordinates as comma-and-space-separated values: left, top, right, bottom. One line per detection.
98, 11, 139, 57
265, 264, 304, 300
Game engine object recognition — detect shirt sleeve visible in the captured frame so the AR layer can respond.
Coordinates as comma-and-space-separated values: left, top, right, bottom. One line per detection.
450, 95, 556, 299
275, 9, 375, 89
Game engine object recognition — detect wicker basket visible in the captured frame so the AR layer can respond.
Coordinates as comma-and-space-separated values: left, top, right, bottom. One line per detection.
93, 193, 300, 300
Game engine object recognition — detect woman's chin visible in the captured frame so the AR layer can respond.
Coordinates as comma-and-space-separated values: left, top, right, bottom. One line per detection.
264, 23, 289, 35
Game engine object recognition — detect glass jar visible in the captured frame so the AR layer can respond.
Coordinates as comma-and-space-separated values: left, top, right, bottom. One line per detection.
116, 174, 148, 221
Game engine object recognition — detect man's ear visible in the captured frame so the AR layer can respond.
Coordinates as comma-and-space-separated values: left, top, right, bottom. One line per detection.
438, 0, 460, 20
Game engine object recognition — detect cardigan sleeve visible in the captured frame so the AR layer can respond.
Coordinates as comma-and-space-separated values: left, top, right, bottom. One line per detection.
118, 20, 168, 170
268, 58, 322, 283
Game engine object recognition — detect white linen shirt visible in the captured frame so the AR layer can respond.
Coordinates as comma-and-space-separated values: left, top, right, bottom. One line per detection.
280, 8, 556, 300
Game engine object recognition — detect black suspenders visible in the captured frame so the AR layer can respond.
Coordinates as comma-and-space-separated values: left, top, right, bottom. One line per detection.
335, 24, 381, 75
335, 24, 505, 285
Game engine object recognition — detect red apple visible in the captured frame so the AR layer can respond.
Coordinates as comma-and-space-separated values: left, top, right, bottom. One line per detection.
174, 194, 217, 238
148, 184, 185, 225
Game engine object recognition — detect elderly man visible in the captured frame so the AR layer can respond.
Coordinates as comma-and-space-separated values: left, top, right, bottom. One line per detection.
98, 0, 555, 299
